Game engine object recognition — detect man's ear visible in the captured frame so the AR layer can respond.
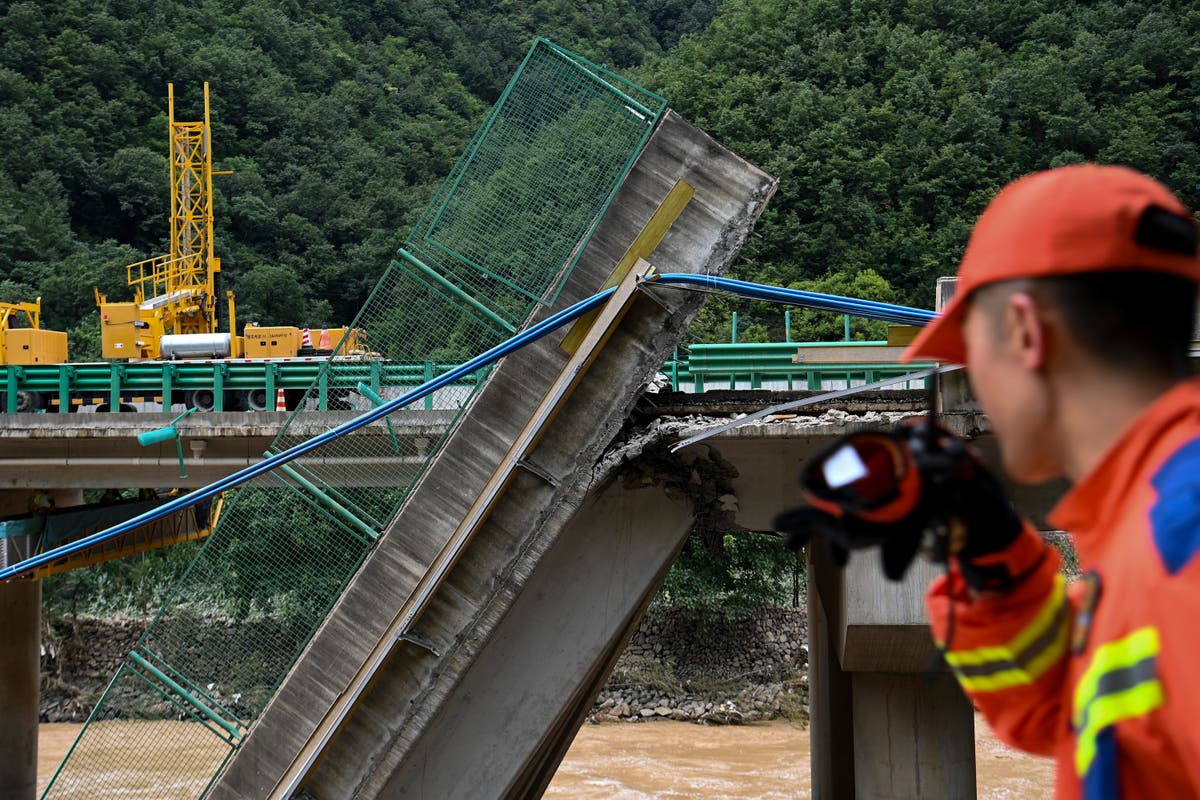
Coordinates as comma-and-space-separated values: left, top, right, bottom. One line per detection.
1005, 291, 1048, 370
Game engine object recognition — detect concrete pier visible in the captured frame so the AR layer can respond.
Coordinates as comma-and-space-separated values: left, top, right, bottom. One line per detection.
0, 489, 81, 800
0, 579, 40, 800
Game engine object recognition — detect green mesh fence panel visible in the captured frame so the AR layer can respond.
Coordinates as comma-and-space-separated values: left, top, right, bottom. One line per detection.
405, 37, 666, 325
42, 665, 236, 799
43, 39, 663, 799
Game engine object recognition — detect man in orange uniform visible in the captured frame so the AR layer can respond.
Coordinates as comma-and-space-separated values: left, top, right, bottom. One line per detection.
778, 164, 1200, 798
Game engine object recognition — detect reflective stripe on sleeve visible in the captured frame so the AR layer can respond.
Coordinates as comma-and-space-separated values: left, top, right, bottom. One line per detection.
942, 573, 1070, 693
1073, 627, 1164, 777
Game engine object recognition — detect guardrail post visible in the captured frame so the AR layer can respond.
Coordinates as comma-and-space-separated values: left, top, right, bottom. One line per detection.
4, 368, 16, 413
423, 361, 434, 410
214, 364, 227, 412
108, 364, 124, 412
265, 364, 279, 409
317, 368, 329, 411
57, 366, 72, 413
161, 364, 176, 412
369, 361, 382, 394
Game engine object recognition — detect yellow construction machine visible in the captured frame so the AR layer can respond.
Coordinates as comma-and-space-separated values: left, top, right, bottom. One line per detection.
0, 298, 68, 366
95, 83, 240, 361
95, 83, 364, 363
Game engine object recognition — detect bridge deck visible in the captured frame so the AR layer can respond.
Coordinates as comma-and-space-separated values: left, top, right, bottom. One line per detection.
0, 411, 454, 488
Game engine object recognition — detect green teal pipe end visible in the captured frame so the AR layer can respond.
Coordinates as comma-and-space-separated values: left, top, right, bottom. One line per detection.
137, 426, 178, 447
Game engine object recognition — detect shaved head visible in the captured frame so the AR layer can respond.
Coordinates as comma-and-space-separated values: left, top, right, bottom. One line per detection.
968, 271, 1196, 380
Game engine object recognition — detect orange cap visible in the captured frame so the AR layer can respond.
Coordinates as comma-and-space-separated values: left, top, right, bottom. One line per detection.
902, 164, 1200, 364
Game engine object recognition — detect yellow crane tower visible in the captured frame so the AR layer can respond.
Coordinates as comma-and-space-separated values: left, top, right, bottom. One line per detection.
96, 83, 239, 360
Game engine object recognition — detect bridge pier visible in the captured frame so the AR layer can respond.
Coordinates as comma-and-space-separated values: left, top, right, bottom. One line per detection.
807, 543, 976, 800
0, 489, 82, 800
0, 577, 39, 800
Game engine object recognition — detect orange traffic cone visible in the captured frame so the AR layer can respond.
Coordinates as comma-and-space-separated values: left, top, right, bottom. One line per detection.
300, 328, 313, 349
275, 388, 286, 411
317, 328, 332, 351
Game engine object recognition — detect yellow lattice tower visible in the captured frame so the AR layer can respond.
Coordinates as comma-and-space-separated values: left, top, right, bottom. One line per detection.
163, 82, 219, 335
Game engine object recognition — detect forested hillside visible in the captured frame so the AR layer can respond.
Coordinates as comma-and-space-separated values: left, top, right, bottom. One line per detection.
0, 0, 708, 355
2, 0, 1198, 354
646, 0, 1200, 341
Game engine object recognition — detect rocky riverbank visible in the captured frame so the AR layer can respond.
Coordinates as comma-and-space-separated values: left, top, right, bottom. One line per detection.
590, 606, 809, 726
39, 606, 810, 726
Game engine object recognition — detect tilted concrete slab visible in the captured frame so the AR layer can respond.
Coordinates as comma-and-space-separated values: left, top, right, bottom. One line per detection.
207, 111, 776, 799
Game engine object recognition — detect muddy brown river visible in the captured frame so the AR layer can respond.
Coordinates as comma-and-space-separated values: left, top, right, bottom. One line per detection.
40, 715, 1052, 798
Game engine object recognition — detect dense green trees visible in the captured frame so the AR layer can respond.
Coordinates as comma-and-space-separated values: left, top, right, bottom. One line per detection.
5, 0, 1195, 352
0, 0, 672, 343
642, 0, 1200, 334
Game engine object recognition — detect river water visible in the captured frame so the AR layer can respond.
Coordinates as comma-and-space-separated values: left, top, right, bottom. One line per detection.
39, 715, 1052, 798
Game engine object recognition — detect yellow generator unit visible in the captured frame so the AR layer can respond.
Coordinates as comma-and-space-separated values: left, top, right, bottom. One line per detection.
96, 297, 166, 360
0, 300, 68, 366
243, 325, 301, 358
242, 325, 366, 358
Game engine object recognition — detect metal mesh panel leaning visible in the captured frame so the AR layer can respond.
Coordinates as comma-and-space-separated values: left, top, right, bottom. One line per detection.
41, 39, 665, 799
404, 37, 666, 326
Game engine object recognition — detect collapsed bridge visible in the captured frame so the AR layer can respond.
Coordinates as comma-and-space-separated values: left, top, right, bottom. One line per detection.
7, 39, 1010, 800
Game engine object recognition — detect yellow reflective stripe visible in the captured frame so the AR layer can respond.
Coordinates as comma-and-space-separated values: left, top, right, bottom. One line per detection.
952, 620, 1070, 692
1074, 678, 1164, 776
1072, 627, 1164, 777
942, 574, 1068, 692
944, 574, 1066, 666
1073, 627, 1160, 728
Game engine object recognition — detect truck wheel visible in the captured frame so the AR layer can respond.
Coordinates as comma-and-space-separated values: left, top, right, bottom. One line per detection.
188, 390, 217, 412
245, 388, 269, 412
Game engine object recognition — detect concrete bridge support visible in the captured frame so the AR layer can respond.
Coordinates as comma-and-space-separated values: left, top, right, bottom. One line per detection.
0, 489, 82, 800
0, 578, 39, 800
807, 546, 975, 800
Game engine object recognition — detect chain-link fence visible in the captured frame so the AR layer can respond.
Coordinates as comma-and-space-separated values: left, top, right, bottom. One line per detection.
42, 39, 666, 799
404, 38, 665, 327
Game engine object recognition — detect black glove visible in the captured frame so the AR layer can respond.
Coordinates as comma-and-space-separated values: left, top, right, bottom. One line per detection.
773, 420, 1023, 589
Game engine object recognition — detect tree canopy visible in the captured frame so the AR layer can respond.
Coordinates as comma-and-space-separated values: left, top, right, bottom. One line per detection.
3, 0, 1196, 352
0, 0, 680, 354
642, 0, 1200, 335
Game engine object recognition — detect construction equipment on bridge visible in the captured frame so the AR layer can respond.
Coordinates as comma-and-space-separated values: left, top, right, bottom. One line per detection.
0, 86, 373, 413
93, 83, 362, 369
0, 298, 67, 367
0, 298, 69, 412
96, 83, 231, 361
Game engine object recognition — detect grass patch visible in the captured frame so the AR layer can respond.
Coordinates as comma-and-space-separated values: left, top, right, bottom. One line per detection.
608, 654, 684, 695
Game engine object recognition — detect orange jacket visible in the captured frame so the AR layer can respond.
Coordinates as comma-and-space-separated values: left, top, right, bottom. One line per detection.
927, 378, 1200, 799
